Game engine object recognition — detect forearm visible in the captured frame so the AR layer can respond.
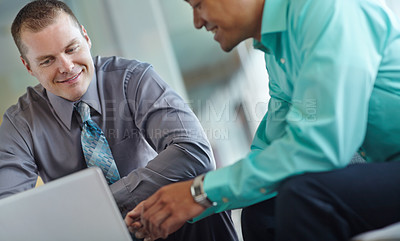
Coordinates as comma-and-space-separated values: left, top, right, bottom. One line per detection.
110, 142, 213, 216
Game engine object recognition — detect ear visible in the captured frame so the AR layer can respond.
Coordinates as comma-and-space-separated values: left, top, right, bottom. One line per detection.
20, 56, 33, 76
81, 25, 92, 49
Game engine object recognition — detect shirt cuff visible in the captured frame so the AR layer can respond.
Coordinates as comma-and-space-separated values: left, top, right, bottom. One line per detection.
109, 177, 137, 217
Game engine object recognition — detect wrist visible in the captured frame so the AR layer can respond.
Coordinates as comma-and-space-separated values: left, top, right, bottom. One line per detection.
190, 174, 215, 208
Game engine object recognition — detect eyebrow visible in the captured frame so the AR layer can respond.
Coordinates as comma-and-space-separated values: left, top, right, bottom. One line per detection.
35, 38, 80, 62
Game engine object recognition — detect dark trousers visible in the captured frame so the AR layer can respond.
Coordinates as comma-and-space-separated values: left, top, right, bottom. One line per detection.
132, 211, 238, 241
241, 162, 400, 241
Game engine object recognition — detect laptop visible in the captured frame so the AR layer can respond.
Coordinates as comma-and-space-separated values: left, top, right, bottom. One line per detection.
0, 167, 132, 241
351, 221, 400, 241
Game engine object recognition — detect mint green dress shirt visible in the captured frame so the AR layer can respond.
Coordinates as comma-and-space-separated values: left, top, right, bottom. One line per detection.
195, 0, 400, 220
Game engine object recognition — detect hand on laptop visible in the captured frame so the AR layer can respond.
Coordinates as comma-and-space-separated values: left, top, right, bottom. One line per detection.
124, 180, 205, 240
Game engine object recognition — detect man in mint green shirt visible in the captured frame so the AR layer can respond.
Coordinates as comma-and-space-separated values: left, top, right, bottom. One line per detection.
125, 0, 400, 240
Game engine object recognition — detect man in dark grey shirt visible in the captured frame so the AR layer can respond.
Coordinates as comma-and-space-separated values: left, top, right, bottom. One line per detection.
0, 1, 238, 240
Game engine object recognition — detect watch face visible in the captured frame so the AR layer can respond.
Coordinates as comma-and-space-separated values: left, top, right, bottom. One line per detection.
191, 174, 213, 208
194, 185, 202, 195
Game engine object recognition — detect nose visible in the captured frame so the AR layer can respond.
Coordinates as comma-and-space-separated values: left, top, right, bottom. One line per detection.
58, 54, 74, 74
193, 10, 205, 29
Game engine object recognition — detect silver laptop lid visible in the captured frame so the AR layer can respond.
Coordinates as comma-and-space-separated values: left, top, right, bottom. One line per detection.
0, 167, 132, 241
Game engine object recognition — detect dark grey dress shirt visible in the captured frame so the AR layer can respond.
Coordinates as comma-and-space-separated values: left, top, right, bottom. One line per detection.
0, 56, 215, 213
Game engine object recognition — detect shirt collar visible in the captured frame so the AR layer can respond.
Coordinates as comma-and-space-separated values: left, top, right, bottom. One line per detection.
253, 0, 288, 51
48, 72, 101, 130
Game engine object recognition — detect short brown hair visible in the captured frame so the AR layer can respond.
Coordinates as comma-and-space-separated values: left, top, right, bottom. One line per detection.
11, 0, 82, 59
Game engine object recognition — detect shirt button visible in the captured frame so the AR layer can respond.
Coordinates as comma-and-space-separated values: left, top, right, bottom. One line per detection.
260, 188, 267, 194
280, 58, 285, 64
222, 197, 229, 203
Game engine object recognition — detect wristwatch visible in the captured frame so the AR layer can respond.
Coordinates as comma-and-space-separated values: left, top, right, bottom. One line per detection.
190, 174, 215, 208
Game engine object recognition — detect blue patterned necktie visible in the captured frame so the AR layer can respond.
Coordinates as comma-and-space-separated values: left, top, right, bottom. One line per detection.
77, 101, 120, 184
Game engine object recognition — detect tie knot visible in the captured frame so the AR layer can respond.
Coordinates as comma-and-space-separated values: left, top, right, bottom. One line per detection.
77, 102, 91, 123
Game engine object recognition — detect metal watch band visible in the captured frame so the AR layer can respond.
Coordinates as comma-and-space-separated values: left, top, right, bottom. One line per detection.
190, 174, 215, 208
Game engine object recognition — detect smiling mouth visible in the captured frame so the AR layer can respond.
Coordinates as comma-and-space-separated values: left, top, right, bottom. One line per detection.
209, 27, 217, 35
58, 71, 81, 84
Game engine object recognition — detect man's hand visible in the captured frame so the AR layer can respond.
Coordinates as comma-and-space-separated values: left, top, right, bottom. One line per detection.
124, 180, 206, 241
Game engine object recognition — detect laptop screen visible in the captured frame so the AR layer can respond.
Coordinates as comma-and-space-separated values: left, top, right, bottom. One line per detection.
0, 167, 132, 241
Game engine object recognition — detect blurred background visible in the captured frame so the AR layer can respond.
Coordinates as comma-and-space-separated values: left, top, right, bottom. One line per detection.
1, 0, 400, 239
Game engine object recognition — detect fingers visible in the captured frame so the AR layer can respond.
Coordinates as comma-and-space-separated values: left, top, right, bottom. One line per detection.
125, 214, 153, 240
127, 220, 143, 234
125, 201, 144, 226
134, 226, 148, 239
124, 198, 166, 240
125, 202, 149, 239
140, 199, 170, 240
140, 181, 199, 238
124, 212, 138, 227
125, 192, 162, 224
126, 180, 205, 240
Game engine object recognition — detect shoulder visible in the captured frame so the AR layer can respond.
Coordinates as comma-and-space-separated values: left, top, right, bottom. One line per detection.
93, 56, 152, 75
288, 0, 350, 21
3, 84, 49, 128
93, 56, 161, 91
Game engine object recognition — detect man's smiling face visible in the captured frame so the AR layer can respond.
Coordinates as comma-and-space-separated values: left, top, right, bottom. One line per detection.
20, 11, 94, 101
186, 0, 261, 52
